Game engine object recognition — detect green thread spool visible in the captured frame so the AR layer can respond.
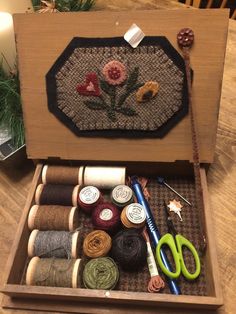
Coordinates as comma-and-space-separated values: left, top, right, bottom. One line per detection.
26, 257, 81, 288
83, 257, 119, 290
111, 185, 134, 208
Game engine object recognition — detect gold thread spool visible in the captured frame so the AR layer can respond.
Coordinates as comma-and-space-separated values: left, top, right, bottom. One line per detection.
26, 257, 81, 288
28, 229, 80, 258
28, 205, 79, 231
35, 184, 80, 207
42, 165, 84, 185
83, 230, 112, 258
121, 204, 146, 229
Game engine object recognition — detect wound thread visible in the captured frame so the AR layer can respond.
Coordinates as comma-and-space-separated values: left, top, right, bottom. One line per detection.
26, 257, 81, 288
83, 257, 119, 290
83, 166, 126, 189
28, 205, 79, 231
78, 186, 102, 215
92, 202, 120, 233
111, 185, 134, 208
28, 230, 79, 259
121, 203, 146, 229
42, 165, 83, 185
111, 229, 147, 272
83, 230, 111, 258
35, 184, 79, 206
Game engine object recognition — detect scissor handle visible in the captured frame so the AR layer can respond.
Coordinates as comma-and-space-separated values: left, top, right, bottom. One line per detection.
175, 234, 201, 280
156, 233, 201, 280
156, 233, 181, 279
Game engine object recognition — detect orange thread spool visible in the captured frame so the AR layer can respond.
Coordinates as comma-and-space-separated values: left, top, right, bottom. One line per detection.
121, 203, 146, 229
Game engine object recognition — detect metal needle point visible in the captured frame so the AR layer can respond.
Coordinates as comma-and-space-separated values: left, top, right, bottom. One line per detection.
157, 177, 192, 206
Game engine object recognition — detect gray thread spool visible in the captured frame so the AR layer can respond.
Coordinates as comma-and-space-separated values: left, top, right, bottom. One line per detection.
28, 230, 80, 259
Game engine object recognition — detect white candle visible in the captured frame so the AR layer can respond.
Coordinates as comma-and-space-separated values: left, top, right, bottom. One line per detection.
0, 0, 33, 72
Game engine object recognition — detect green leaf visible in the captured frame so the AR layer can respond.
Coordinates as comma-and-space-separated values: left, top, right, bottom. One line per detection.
107, 110, 117, 122
84, 100, 107, 110
116, 107, 138, 116
126, 67, 139, 91
100, 80, 115, 96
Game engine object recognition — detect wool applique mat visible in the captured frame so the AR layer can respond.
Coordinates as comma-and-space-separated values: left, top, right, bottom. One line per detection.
46, 37, 189, 137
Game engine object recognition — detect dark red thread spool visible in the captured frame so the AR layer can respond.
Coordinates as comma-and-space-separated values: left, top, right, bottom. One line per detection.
78, 186, 102, 215
92, 202, 121, 234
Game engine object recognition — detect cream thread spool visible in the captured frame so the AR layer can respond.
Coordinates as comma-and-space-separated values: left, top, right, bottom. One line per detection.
83, 166, 126, 189
28, 229, 80, 258
26, 257, 81, 288
28, 205, 79, 231
111, 185, 134, 208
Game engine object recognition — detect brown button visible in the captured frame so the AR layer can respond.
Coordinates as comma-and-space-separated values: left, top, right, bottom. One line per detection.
177, 28, 194, 48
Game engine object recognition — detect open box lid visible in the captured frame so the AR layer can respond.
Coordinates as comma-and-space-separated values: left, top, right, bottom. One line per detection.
13, 9, 228, 163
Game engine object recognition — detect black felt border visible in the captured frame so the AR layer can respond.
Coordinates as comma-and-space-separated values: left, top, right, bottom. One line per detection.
46, 36, 189, 138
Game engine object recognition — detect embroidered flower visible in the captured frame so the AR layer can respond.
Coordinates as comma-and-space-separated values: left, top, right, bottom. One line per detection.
77, 72, 101, 97
136, 81, 159, 102
102, 60, 127, 85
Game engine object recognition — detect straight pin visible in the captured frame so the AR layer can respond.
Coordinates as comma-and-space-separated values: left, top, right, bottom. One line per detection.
157, 177, 192, 206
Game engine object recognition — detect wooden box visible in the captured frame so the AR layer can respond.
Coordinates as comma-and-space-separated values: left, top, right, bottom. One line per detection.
1, 9, 228, 313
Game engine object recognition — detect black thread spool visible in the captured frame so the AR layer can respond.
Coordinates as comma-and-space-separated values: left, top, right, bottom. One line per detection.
35, 184, 80, 206
111, 229, 147, 272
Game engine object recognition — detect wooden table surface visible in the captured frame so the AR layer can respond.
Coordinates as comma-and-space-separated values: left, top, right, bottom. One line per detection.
0, 1, 235, 314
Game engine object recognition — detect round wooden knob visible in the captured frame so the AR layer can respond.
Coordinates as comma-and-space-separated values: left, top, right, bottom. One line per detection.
177, 28, 194, 48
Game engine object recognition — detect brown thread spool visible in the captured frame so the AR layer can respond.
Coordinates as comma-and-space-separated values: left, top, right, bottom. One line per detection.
35, 184, 80, 206
42, 165, 84, 185
28, 205, 79, 231
78, 186, 102, 215
28, 229, 80, 258
83, 166, 126, 189
121, 203, 146, 229
83, 230, 112, 258
26, 257, 81, 288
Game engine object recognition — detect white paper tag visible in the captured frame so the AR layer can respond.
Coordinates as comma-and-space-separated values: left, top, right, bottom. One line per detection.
124, 23, 145, 48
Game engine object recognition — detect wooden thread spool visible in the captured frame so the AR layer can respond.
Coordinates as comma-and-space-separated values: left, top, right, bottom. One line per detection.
111, 185, 134, 209
42, 165, 84, 185
35, 184, 80, 206
121, 203, 146, 229
28, 205, 79, 231
28, 229, 80, 258
78, 186, 102, 215
26, 257, 81, 288
83, 166, 126, 189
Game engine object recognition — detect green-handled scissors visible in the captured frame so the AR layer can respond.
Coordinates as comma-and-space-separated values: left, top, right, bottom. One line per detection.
156, 202, 201, 280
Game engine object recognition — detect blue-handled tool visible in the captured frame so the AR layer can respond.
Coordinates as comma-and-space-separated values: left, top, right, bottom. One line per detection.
131, 176, 181, 295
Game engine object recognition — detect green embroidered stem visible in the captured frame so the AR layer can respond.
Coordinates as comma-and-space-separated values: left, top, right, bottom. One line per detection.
83, 68, 142, 121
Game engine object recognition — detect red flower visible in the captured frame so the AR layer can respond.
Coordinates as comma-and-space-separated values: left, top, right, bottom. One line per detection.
77, 72, 101, 96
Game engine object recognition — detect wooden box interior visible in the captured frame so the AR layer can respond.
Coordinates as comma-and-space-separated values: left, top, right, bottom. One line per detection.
1, 8, 228, 313
1, 162, 223, 311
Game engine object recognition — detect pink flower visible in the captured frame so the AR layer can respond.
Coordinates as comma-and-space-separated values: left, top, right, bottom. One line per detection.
102, 60, 127, 85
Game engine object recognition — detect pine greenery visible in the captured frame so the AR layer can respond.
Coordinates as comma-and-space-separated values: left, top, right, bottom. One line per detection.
32, 0, 95, 12
0, 63, 24, 148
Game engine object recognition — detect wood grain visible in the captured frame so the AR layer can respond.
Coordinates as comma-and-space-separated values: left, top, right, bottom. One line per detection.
13, 9, 228, 163
0, 1, 235, 314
